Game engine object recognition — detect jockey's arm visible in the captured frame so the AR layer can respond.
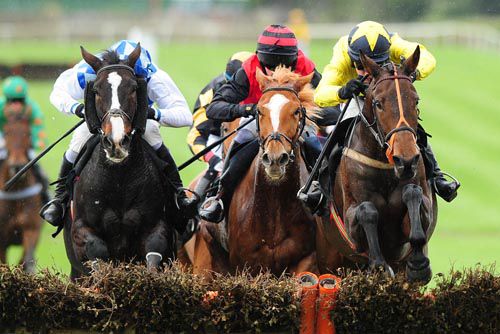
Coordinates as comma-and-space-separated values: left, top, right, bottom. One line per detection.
49, 66, 85, 116
147, 69, 192, 128
314, 36, 354, 108
28, 99, 47, 150
206, 69, 252, 122
389, 33, 436, 80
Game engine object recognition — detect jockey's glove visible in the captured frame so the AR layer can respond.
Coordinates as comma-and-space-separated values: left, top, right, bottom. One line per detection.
208, 155, 223, 173
74, 104, 85, 118
240, 103, 258, 118
147, 107, 160, 121
338, 79, 366, 100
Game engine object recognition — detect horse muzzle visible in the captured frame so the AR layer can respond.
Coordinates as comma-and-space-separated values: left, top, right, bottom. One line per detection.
393, 154, 420, 180
261, 150, 291, 181
102, 133, 131, 164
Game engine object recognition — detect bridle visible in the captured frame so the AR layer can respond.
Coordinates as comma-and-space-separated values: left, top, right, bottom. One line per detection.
256, 86, 307, 162
93, 64, 137, 134
357, 63, 417, 164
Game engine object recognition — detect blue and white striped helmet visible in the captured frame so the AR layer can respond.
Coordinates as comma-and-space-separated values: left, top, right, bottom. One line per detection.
76, 40, 157, 89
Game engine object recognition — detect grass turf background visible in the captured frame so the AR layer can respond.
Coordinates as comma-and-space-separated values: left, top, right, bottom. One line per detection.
0, 40, 498, 276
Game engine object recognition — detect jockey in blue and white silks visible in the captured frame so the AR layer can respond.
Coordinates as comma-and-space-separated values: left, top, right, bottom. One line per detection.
42, 40, 198, 234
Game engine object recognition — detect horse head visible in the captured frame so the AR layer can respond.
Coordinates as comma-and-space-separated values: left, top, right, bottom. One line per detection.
361, 46, 421, 180
255, 66, 316, 182
3, 113, 31, 177
81, 44, 142, 163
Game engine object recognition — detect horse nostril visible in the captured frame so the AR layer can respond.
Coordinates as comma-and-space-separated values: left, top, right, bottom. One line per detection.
278, 152, 290, 166
393, 156, 403, 167
120, 135, 130, 147
262, 152, 271, 166
104, 136, 113, 148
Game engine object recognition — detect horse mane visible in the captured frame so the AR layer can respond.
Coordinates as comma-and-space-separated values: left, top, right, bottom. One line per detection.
268, 66, 320, 127
101, 50, 122, 66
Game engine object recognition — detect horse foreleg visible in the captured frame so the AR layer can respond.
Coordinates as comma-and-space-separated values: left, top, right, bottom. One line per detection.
72, 219, 109, 274
20, 228, 40, 274
347, 201, 394, 276
143, 221, 173, 271
402, 184, 431, 283
192, 224, 230, 280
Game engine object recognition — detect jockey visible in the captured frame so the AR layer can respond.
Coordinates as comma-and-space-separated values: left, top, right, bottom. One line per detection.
304, 21, 460, 211
41, 40, 198, 234
0, 76, 50, 204
187, 51, 253, 199
199, 24, 340, 223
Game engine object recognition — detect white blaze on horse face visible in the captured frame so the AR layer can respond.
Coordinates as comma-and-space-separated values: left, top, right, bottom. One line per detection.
107, 72, 122, 110
110, 116, 125, 145
264, 94, 289, 132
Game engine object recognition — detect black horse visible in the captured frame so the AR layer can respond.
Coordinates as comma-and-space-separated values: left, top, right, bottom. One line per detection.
64, 44, 176, 279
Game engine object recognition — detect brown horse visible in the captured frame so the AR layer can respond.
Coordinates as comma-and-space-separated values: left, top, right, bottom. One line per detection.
192, 66, 321, 277
317, 47, 437, 283
0, 112, 42, 273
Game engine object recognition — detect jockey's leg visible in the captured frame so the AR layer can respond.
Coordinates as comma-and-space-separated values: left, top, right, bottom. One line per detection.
40, 123, 92, 226
194, 135, 223, 200
199, 117, 258, 223
417, 125, 460, 202
300, 101, 361, 214
143, 120, 199, 235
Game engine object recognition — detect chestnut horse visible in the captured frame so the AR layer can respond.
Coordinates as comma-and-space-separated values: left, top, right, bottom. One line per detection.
0, 113, 42, 273
317, 47, 437, 283
192, 66, 320, 276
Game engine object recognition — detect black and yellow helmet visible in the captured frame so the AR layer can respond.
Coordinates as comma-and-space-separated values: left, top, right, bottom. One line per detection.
347, 21, 391, 65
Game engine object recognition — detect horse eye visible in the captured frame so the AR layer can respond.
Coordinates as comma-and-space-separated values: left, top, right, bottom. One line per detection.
416, 98, 420, 105
294, 108, 300, 116
374, 100, 383, 111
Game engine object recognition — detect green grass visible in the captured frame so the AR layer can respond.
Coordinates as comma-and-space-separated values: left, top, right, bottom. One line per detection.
0, 40, 498, 276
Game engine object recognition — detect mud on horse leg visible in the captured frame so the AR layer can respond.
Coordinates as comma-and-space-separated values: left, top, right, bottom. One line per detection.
351, 201, 394, 276
402, 184, 431, 283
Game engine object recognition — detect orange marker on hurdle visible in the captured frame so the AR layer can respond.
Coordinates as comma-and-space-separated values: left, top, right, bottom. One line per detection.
297, 272, 319, 334
316, 274, 341, 334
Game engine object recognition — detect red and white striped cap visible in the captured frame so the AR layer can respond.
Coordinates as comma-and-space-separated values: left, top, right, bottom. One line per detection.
257, 24, 298, 55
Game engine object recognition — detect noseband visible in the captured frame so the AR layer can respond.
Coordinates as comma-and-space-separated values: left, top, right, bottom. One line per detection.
256, 86, 307, 161
359, 63, 417, 164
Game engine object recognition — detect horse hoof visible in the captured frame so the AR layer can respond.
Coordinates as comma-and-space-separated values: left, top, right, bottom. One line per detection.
146, 252, 163, 271
406, 262, 432, 284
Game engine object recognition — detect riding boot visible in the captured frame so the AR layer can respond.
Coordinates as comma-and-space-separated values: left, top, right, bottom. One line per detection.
198, 140, 247, 223
32, 163, 51, 205
156, 144, 199, 234
39, 156, 73, 227
421, 143, 460, 202
194, 168, 218, 202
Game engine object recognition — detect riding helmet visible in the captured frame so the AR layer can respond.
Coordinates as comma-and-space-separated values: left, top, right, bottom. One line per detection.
2, 76, 28, 100
256, 24, 298, 70
225, 51, 253, 80
347, 21, 391, 66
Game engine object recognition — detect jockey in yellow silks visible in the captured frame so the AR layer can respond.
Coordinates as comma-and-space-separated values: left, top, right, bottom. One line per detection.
302, 21, 459, 213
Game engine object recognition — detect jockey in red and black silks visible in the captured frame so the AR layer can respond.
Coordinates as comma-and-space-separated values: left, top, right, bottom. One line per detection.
199, 24, 341, 223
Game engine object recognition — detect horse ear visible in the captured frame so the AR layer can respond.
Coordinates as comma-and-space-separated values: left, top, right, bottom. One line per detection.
256, 67, 272, 90
403, 45, 420, 76
127, 43, 142, 69
359, 51, 381, 78
294, 71, 314, 92
81, 46, 102, 72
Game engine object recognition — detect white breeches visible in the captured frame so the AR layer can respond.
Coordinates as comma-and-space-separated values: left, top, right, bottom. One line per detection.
65, 120, 163, 163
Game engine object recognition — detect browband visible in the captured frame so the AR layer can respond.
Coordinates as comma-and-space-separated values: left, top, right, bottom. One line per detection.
96, 64, 135, 77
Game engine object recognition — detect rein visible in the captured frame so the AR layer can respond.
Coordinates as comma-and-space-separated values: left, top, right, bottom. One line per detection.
257, 86, 307, 161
